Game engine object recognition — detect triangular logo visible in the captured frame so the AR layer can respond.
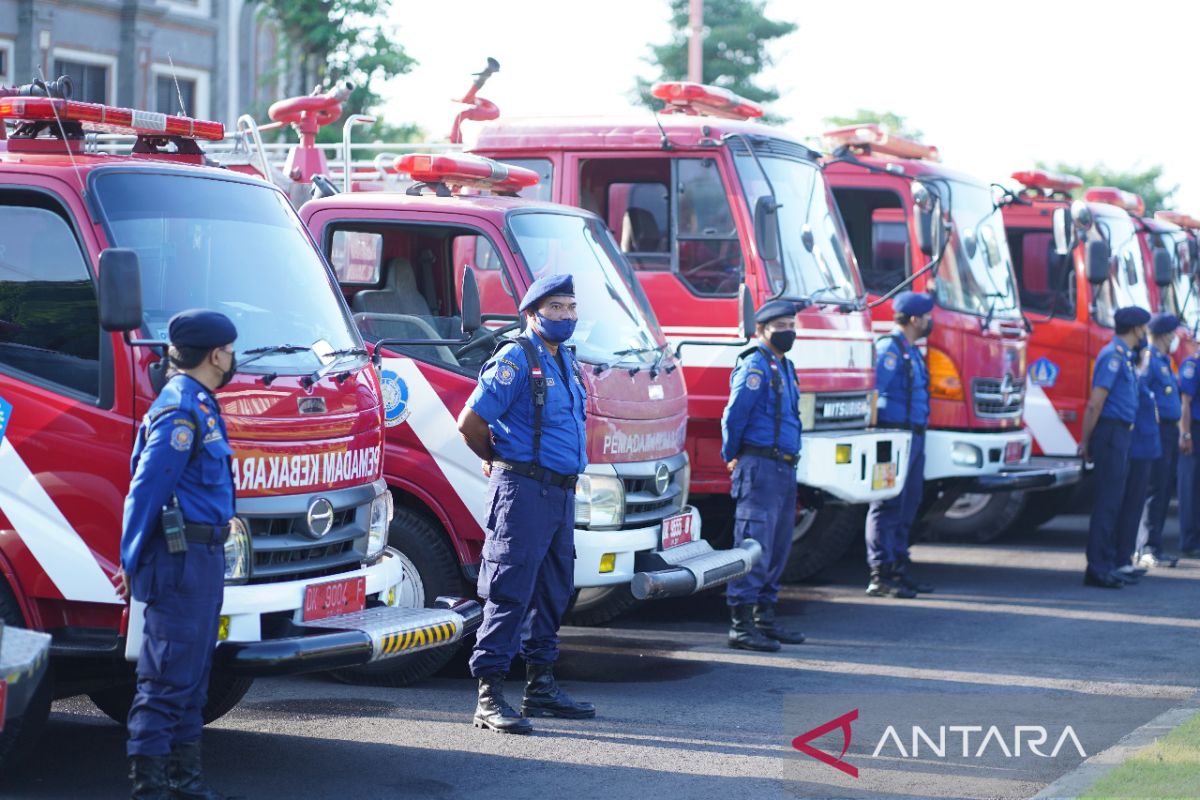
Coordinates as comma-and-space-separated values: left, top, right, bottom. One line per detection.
791, 708, 859, 778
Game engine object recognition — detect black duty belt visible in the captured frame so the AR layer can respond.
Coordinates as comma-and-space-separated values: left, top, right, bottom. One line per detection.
185, 522, 232, 545
890, 422, 927, 435
740, 445, 798, 464
1098, 417, 1135, 432
492, 460, 579, 489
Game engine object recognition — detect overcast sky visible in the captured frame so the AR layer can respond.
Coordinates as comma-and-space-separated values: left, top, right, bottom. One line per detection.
379, 0, 1199, 210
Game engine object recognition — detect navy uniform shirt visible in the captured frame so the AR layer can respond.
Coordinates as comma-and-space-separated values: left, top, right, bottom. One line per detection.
1180, 353, 1200, 402
1093, 338, 1139, 424
721, 343, 802, 463
875, 331, 930, 426
121, 374, 236, 577
468, 334, 588, 476
1145, 345, 1182, 422
1130, 371, 1163, 459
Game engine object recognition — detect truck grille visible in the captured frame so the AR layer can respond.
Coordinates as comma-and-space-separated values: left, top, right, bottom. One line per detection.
812, 392, 872, 431
973, 377, 1024, 419
246, 507, 366, 584
614, 452, 689, 529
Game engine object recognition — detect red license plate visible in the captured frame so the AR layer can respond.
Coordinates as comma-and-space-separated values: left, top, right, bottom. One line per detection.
303, 576, 366, 622
661, 512, 693, 550
1005, 441, 1023, 465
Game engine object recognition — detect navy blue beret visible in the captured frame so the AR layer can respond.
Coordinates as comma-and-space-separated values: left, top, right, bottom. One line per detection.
1149, 312, 1179, 335
754, 299, 796, 324
519, 273, 575, 313
1114, 306, 1151, 330
168, 309, 237, 348
893, 291, 934, 316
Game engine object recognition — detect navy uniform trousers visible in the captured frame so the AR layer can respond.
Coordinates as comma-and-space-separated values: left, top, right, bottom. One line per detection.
1116, 458, 1153, 569
469, 470, 574, 677
1179, 421, 1200, 553
725, 453, 798, 607
128, 537, 224, 756
865, 432, 926, 567
1139, 421, 1180, 556
1086, 419, 1133, 576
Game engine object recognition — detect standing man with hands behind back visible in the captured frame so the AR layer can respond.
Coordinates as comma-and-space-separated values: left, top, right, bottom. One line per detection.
721, 299, 807, 653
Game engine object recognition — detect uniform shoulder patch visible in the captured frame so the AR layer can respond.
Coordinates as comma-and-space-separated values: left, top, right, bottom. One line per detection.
1184, 361, 1197, 379
496, 362, 518, 386
883, 352, 899, 370
1107, 357, 1119, 372
170, 426, 195, 452
746, 373, 763, 390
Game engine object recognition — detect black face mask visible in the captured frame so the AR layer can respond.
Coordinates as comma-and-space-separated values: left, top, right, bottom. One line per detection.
769, 330, 797, 353
217, 352, 237, 389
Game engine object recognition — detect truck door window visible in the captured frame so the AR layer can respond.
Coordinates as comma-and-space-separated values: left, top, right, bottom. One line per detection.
0, 198, 101, 399
676, 158, 742, 295
330, 230, 383, 284
830, 187, 908, 295
1007, 230, 1075, 319
501, 158, 553, 203
610, 182, 670, 271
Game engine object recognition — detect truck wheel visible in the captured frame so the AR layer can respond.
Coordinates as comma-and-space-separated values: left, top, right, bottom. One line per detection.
0, 580, 51, 774
329, 504, 466, 687
86, 670, 253, 727
565, 585, 641, 626
925, 491, 1026, 543
782, 504, 864, 582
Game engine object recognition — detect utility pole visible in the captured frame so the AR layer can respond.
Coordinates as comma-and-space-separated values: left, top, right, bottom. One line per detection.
688, 0, 704, 83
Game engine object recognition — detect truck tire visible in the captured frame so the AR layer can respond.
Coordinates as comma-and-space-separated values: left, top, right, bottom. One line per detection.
565, 585, 642, 626
86, 670, 253, 728
782, 504, 865, 582
0, 580, 50, 775
329, 504, 466, 687
924, 491, 1026, 543
1011, 485, 1076, 533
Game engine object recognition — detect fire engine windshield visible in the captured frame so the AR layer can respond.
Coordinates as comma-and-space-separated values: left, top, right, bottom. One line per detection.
1089, 210, 1151, 327
934, 180, 1021, 320
92, 171, 361, 372
734, 151, 861, 302
507, 211, 663, 366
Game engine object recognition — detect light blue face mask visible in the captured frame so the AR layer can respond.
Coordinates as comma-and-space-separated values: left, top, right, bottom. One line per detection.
534, 312, 577, 344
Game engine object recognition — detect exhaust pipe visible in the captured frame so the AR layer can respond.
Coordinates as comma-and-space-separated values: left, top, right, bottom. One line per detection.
631, 538, 762, 601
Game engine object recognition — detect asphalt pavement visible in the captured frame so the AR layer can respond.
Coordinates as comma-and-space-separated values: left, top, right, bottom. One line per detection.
6, 512, 1199, 800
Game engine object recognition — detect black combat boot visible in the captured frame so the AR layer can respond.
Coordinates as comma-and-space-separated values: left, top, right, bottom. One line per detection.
473, 674, 533, 734
894, 559, 934, 593
129, 754, 171, 800
167, 740, 225, 800
865, 565, 916, 599
752, 603, 806, 644
521, 663, 596, 719
728, 604, 781, 651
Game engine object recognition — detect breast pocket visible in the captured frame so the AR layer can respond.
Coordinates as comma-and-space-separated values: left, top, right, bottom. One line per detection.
199, 437, 234, 486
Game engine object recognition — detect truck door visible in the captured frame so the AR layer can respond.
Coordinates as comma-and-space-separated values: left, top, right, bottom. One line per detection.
0, 182, 128, 612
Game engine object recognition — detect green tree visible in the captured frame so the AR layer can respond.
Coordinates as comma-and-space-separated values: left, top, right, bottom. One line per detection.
256, 0, 418, 142
637, 0, 796, 120
1036, 161, 1178, 214
821, 109, 924, 141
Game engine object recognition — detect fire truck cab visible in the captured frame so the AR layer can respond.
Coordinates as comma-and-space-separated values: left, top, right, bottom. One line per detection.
0, 85, 479, 763
470, 82, 912, 581
824, 127, 1078, 540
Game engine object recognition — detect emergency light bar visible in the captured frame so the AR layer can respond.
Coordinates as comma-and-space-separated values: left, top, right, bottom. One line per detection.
1084, 186, 1145, 216
394, 153, 539, 194
821, 123, 940, 162
0, 97, 223, 140
1155, 211, 1200, 230
651, 81, 764, 120
1011, 169, 1083, 194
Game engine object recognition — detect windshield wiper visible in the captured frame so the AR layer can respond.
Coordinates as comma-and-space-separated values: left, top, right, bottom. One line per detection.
305, 347, 370, 387
238, 343, 313, 369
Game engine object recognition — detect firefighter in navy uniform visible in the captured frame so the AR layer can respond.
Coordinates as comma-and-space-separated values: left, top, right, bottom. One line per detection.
1079, 306, 1150, 588
1113, 352, 1160, 581
721, 299, 807, 652
1137, 312, 1182, 568
866, 291, 934, 599
456, 274, 594, 734
111, 310, 238, 800
1179, 347, 1200, 558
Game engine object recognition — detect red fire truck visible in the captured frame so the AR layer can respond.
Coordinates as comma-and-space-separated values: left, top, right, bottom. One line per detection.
0, 82, 479, 764
1137, 212, 1199, 360
822, 127, 1077, 541
470, 82, 912, 580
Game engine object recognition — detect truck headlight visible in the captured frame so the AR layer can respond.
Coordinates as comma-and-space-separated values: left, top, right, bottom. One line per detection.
366, 491, 393, 559
951, 442, 983, 468
224, 517, 251, 585
575, 474, 624, 529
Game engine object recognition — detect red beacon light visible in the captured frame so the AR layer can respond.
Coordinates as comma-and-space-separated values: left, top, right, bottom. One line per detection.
394, 153, 539, 196
651, 82, 764, 121
1085, 186, 1145, 216
1154, 211, 1200, 230
0, 96, 224, 140
1011, 169, 1083, 195
821, 123, 940, 162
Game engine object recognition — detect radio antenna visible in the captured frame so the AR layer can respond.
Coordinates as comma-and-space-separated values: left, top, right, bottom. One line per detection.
167, 54, 188, 116
36, 66, 86, 195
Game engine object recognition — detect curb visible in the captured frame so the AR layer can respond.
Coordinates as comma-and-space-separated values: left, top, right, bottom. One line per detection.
1031, 690, 1200, 799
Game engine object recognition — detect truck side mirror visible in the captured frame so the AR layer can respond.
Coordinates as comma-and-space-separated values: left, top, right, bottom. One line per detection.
754, 196, 780, 262
1085, 240, 1111, 285
1152, 247, 1174, 287
738, 284, 755, 340
962, 227, 978, 261
912, 181, 937, 257
1051, 207, 1071, 255
1070, 199, 1093, 231
98, 248, 144, 332
460, 268, 482, 333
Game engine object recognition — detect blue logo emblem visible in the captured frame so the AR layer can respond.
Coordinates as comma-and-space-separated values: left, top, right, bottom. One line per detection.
0, 395, 11, 445
380, 369, 410, 428
1029, 357, 1060, 388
